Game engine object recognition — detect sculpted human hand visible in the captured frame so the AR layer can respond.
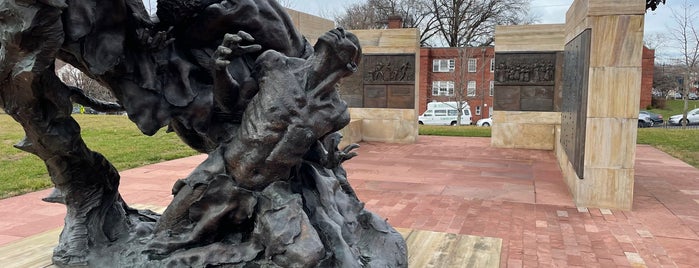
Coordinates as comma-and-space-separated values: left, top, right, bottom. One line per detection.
137, 26, 175, 51
214, 31, 262, 70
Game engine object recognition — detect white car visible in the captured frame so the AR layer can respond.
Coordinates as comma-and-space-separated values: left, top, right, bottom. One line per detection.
668, 108, 699, 126
476, 117, 492, 127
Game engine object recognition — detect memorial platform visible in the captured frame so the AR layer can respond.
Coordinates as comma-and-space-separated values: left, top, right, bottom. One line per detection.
1, 136, 698, 267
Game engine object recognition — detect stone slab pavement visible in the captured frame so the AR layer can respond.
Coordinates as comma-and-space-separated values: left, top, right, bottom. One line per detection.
1, 136, 698, 267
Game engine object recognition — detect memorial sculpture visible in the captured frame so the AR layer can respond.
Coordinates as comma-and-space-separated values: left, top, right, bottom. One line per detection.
0, 0, 408, 266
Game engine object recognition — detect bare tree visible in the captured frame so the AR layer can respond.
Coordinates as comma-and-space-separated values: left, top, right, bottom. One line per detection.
428, 0, 530, 47
335, 0, 387, 30
58, 64, 117, 103
335, 0, 531, 47
653, 63, 681, 99
336, 0, 436, 45
666, 0, 699, 127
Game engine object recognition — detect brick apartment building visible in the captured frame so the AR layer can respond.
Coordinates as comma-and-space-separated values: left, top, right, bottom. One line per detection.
419, 47, 495, 122
641, 46, 654, 109
418, 46, 654, 122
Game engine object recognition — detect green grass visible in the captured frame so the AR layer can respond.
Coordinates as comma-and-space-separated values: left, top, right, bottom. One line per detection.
637, 128, 699, 168
2, 113, 697, 199
647, 99, 699, 120
419, 125, 492, 137
420, 124, 699, 169
0, 114, 197, 199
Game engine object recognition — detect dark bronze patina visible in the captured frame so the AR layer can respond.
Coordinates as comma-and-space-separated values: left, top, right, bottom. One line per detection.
339, 54, 415, 108
0, 0, 407, 266
561, 29, 591, 180
493, 52, 558, 111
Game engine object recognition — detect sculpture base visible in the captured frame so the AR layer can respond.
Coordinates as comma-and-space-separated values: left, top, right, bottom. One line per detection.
0, 224, 504, 268
43, 159, 407, 267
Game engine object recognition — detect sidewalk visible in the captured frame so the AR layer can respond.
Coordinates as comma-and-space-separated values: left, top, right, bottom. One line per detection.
1, 136, 698, 267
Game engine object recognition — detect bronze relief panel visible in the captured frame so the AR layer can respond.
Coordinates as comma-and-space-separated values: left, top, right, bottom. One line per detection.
494, 52, 559, 112
363, 54, 415, 84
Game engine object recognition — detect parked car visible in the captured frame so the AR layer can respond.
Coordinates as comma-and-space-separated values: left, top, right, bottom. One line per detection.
639, 110, 663, 124
689, 93, 699, 100
638, 113, 654, 128
476, 117, 492, 127
674, 92, 683, 99
668, 108, 699, 126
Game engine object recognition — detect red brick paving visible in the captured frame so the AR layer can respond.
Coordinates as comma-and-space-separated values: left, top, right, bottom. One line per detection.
1, 136, 699, 267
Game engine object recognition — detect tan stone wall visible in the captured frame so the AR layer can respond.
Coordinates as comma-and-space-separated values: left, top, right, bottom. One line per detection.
285, 9, 335, 45
554, 0, 644, 211
349, 108, 417, 144
494, 24, 566, 52
338, 119, 363, 149
492, 25, 565, 150
494, 0, 645, 210
350, 29, 422, 54
491, 111, 561, 150
343, 29, 421, 144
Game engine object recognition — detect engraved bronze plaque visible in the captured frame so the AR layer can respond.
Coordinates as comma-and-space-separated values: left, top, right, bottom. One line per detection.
387, 85, 414, 109
338, 62, 365, 107
494, 52, 558, 111
364, 85, 387, 108
363, 54, 415, 84
521, 86, 554, 111
561, 29, 591, 179
494, 86, 521, 111
343, 53, 416, 109
341, 94, 363, 108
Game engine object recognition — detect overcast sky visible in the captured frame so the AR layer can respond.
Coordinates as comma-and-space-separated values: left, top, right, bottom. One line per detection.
141, 0, 687, 60
285, 0, 686, 60
287, 0, 676, 28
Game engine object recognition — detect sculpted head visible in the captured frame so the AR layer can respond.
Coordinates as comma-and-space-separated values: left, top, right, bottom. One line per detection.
314, 28, 362, 76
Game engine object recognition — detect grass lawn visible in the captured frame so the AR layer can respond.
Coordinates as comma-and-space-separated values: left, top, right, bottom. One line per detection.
1, 113, 697, 199
419, 124, 699, 169
647, 99, 699, 120
0, 114, 197, 199
636, 128, 699, 168
419, 125, 492, 137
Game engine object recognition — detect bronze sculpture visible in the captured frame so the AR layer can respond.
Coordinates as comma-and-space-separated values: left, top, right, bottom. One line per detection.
0, 0, 407, 266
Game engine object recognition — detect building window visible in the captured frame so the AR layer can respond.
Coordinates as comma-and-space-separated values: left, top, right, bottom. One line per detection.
489, 80, 494, 96
490, 59, 495, 72
433, 59, 455, 72
432, 81, 454, 96
467, 81, 476, 96
468, 58, 477, 72
476, 106, 481, 115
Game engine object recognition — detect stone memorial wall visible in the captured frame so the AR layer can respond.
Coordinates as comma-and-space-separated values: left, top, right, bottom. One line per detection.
495, 0, 645, 210
337, 28, 421, 145
491, 24, 565, 150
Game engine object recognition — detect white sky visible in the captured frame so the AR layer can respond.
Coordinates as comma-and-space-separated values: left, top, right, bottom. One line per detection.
285, 0, 686, 60
142, 0, 688, 60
